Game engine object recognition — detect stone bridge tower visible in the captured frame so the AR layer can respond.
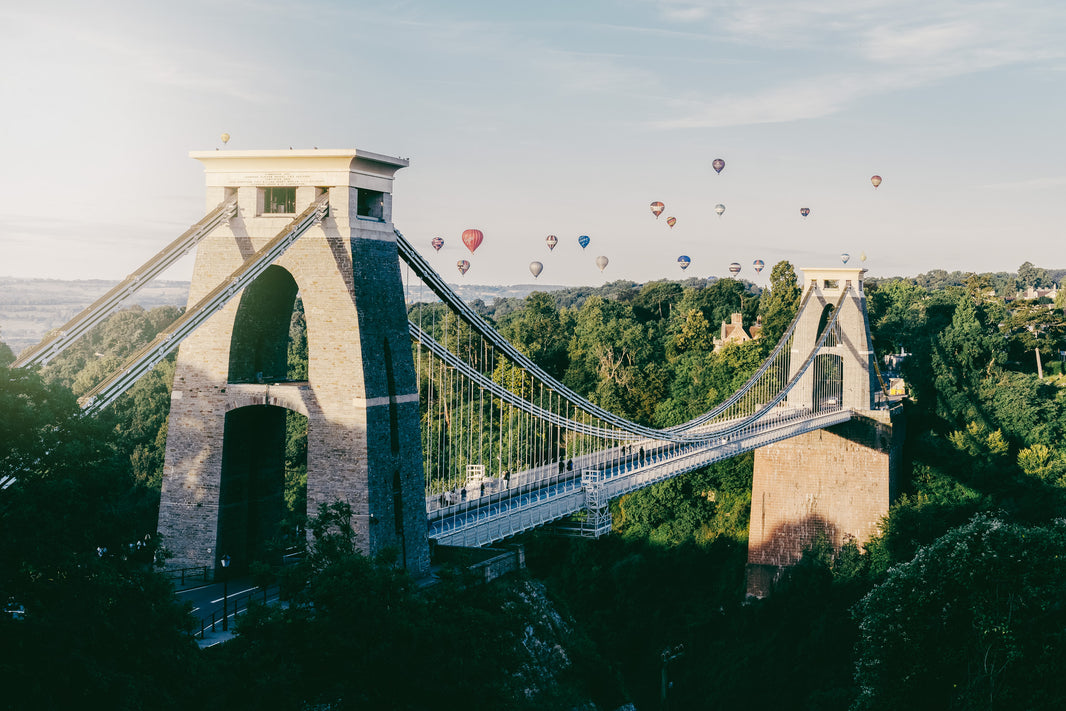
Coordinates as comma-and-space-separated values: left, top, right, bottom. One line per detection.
747, 267, 904, 597
157, 149, 429, 576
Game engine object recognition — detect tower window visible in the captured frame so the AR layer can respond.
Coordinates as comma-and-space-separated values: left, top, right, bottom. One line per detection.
261, 187, 296, 214
356, 189, 384, 220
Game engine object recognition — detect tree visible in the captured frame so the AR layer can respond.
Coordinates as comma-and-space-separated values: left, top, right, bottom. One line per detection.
0, 365, 199, 710
758, 260, 801, 345
499, 291, 572, 379
854, 515, 1066, 710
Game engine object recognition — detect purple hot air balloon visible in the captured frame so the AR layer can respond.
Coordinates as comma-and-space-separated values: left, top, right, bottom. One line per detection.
545, 234, 558, 251
678, 255, 691, 271
431, 236, 444, 251
712, 158, 725, 174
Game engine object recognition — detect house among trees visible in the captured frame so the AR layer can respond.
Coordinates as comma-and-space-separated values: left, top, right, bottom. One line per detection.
713, 313, 761, 351
1015, 285, 1059, 302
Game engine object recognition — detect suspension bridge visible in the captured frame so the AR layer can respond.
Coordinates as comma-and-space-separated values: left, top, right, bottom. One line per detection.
13, 148, 901, 591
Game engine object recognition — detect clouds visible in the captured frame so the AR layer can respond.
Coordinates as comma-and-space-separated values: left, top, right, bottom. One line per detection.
639, 0, 1066, 129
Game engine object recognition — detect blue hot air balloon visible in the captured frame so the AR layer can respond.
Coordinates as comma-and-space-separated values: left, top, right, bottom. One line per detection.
578, 235, 590, 250
678, 255, 691, 271
753, 259, 765, 273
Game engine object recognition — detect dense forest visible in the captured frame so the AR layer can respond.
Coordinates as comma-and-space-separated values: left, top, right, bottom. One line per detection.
2, 260, 1066, 710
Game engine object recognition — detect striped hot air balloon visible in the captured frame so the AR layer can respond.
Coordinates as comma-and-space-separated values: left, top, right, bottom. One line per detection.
650, 201, 665, 218
431, 236, 444, 251
462, 228, 484, 254
545, 234, 558, 251
728, 262, 741, 277
666, 216, 677, 228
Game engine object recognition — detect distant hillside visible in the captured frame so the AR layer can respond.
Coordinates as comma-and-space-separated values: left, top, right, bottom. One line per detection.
0, 277, 581, 355
0, 278, 191, 355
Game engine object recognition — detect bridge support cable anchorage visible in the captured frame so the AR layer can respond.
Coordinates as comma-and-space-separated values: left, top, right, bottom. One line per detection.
13, 197, 239, 369
78, 195, 329, 413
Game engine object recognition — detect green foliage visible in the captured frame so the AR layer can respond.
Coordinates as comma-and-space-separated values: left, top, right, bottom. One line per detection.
0, 365, 198, 710
203, 502, 614, 710
854, 515, 1066, 710
757, 260, 801, 344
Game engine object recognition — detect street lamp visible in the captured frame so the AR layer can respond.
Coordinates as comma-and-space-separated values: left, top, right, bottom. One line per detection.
220, 554, 231, 632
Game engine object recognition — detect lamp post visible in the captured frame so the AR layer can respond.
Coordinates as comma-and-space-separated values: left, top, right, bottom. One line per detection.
220, 554, 231, 632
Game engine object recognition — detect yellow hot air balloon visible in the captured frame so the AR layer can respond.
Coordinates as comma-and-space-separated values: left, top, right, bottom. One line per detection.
221, 133, 230, 144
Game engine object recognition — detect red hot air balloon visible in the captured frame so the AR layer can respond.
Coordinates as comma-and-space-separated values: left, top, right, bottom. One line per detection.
870, 175, 882, 188
800, 207, 810, 218
457, 260, 470, 276
431, 236, 444, 251
545, 234, 558, 251
650, 201, 665, 218
728, 262, 741, 277
462, 228, 484, 254
666, 216, 677, 228
712, 158, 725, 174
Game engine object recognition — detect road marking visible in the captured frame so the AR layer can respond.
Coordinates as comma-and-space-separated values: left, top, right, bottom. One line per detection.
211, 586, 258, 603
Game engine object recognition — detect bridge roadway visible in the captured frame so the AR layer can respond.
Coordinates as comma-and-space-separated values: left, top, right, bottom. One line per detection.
428, 407, 855, 548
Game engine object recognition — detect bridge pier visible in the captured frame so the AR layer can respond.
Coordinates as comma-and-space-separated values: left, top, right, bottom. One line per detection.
745, 406, 903, 597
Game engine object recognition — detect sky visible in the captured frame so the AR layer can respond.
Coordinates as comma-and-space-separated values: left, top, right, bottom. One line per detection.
2, 0, 1065, 288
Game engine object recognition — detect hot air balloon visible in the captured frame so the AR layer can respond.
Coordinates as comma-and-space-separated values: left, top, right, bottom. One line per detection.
431, 236, 444, 252
800, 207, 810, 218
595, 255, 609, 272
712, 158, 725, 174
578, 235, 590, 250
221, 132, 230, 144
753, 259, 765, 273
870, 175, 882, 188
840, 252, 851, 264
728, 262, 742, 277
678, 255, 691, 271
715, 204, 726, 217
650, 201, 665, 218
462, 229, 484, 254
666, 216, 677, 228
457, 260, 470, 276
545, 234, 558, 251
860, 251, 867, 262
529, 261, 543, 279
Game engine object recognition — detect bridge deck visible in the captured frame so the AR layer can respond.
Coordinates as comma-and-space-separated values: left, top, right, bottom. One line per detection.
428, 408, 854, 548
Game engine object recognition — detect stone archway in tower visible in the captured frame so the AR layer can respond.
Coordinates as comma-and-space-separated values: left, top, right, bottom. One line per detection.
228, 265, 301, 384
216, 405, 307, 571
